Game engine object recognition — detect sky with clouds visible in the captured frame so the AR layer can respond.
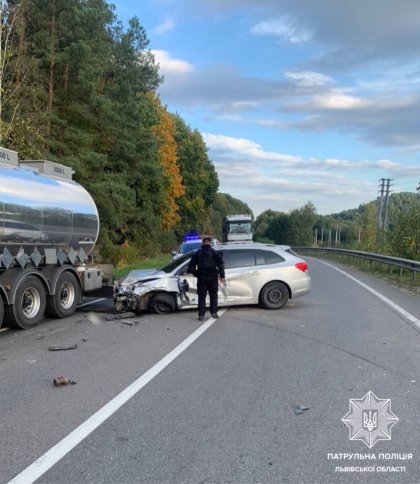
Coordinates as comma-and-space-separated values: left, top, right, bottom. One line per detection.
113, 0, 420, 215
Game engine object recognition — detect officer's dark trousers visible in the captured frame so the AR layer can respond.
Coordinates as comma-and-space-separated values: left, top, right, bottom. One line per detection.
197, 276, 218, 316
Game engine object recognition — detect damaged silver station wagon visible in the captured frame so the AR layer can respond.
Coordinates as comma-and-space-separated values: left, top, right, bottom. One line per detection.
114, 244, 311, 315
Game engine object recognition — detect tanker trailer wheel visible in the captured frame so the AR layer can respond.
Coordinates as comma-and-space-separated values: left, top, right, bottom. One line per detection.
46, 271, 81, 319
7, 276, 46, 329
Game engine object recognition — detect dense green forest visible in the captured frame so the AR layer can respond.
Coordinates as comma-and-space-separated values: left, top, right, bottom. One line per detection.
254, 191, 420, 260
0, 0, 251, 265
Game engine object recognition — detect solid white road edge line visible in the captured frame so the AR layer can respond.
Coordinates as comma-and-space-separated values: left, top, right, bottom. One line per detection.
316, 259, 420, 328
77, 297, 106, 308
8, 309, 226, 484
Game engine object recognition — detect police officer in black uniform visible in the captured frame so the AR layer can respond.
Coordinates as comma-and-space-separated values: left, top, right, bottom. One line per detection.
187, 236, 225, 321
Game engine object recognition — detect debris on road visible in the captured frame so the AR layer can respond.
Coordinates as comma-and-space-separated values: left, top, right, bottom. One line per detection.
106, 311, 136, 321
48, 344, 78, 351
116, 312, 136, 319
53, 376, 77, 386
294, 404, 310, 415
122, 320, 140, 326
86, 312, 103, 326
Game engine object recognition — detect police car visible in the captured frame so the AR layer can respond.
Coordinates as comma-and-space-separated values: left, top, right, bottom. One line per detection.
171, 235, 220, 260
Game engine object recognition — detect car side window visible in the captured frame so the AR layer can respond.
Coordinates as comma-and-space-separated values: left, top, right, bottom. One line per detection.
257, 250, 285, 265
176, 262, 190, 275
255, 250, 265, 265
226, 249, 256, 268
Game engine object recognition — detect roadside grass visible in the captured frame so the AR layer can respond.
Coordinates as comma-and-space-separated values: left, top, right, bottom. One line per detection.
297, 251, 420, 297
114, 254, 171, 280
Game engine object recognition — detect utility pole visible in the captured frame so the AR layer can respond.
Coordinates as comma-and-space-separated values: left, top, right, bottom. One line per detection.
383, 178, 393, 229
314, 228, 318, 247
358, 227, 361, 245
335, 224, 338, 245
321, 227, 324, 245
377, 178, 385, 229
328, 229, 332, 247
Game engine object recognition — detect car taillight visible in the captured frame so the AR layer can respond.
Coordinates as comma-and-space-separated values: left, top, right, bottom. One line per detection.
295, 262, 308, 272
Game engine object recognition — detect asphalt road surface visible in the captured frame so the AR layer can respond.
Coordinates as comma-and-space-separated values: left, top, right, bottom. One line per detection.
1, 258, 419, 483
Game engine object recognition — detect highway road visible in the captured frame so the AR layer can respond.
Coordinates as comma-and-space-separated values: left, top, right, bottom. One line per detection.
0, 258, 419, 483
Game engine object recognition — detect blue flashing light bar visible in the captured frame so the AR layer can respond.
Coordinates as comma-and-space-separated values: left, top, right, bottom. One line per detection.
184, 235, 201, 241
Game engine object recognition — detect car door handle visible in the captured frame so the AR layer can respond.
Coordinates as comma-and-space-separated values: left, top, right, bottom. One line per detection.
251, 271, 260, 275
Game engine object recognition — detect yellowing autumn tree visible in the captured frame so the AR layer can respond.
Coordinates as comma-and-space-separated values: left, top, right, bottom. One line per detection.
153, 97, 185, 229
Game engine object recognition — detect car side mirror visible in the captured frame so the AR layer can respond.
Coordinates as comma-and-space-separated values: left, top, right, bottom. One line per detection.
171, 251, 177, 256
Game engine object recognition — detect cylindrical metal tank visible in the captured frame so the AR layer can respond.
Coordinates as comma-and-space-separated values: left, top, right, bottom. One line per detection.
0, 164, 99, 260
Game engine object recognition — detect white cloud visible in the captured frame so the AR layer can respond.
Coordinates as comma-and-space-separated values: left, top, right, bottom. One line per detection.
230, 100, 261, 110
251, 16, 311, 44
311, 90, 367, 109
151, 50, 194, 75
153, 18, 175, 35
212, 157, 376, 214
202, 133, 301, 163
284, 70, 334, 88
202, 133, 418, 214
204, 133, 415, 173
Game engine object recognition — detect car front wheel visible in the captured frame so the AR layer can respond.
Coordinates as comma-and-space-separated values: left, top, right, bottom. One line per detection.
149, 293, 176, 314
259, 282, 289, 310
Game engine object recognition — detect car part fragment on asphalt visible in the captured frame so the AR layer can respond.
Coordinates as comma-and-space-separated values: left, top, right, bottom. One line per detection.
48, 344, 78, 351
294, 404, 310, 415
86, 311, 103, 325
104, 312, 136, 321
53, 376, 76, 386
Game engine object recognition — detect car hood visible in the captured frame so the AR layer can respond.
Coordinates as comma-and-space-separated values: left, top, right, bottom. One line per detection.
119, 268, 167, 286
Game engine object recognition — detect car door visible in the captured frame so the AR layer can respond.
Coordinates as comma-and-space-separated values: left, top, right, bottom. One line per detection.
175, 259, 199, 306
254, 249, 287, 290
176, 251, 230, 307
224, 249, 259, 304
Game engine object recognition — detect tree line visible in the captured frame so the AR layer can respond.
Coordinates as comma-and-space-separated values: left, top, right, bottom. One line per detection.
254, 189, 420, 260
0, 0, 251, 264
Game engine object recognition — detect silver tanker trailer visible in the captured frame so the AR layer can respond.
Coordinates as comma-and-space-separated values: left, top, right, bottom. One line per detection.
0, 146, 103, 329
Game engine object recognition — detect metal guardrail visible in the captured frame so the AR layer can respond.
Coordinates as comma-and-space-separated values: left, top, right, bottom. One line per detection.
293, 247, 420, 278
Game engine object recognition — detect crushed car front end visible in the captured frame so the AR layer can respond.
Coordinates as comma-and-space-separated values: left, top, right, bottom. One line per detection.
114, 269, 190, 314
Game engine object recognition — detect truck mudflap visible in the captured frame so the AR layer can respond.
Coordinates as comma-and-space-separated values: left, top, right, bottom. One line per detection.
114, 276, 190, 313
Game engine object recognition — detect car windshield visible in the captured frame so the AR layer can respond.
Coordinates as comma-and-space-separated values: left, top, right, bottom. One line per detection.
180, 241, 201, 253
160, 253, 193, 273
229, 222, 251, 233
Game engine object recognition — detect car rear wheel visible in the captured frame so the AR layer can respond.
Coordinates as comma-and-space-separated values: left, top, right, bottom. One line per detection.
149, 293, 176, 314
259, 281, 289, 310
